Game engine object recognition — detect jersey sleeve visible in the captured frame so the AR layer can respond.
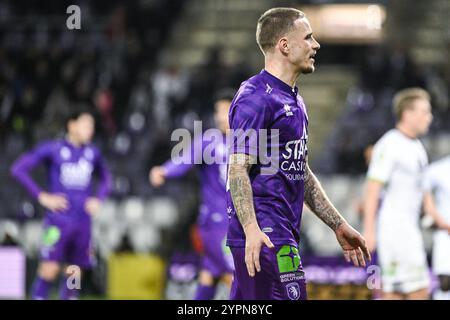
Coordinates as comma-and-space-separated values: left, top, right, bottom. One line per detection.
163, 134, 205, 178
93, 148, 113, 200
229, 93, 272, 157
366, 138, 397, 184
10, 141, 54, 199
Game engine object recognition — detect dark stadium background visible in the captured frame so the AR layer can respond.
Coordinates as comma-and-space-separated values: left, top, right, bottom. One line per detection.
0, 0, 448, 299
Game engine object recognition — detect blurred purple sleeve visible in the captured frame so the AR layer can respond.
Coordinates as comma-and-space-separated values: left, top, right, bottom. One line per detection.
163, 160, 194, 178
162, 136, 204, 178
94, 150, 113, 200
10, 142, 52, 199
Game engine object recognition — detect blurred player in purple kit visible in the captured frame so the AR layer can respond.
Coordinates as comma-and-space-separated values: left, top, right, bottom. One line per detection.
226, 8, 370, 300
11, 110, 112, 300
149, 89, 235, 300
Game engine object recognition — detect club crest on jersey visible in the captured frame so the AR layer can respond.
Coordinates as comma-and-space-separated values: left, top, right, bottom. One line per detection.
84, 148, 94, 160
265, 83, 273, 94
284, 104, 293, 116
60, 147, 71, 160
286, 282, 301, 300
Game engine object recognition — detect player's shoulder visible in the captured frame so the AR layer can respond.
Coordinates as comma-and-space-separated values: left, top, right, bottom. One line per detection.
296, 94, 306, 105
34, 138, 63, 152
231, 76, 274, 118
235, 77, 268, 102
442, 155, 450, 167
374, 129, 399, 149
83, 143, 102, 159
384, 129, 403, 141
429, 155, 450, 172
370, 130, 406, 163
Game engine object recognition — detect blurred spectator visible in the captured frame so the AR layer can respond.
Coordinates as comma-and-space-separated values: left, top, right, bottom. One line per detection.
151, 65, 190, 132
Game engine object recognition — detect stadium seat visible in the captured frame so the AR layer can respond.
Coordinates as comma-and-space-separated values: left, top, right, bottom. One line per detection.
94, 199, 118, 226
20, 222, 43, 258
128, 224, 161, 253
146, 197, 179, 229
122, 197, 145, 228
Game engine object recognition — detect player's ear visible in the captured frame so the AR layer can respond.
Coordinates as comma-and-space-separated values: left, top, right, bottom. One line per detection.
278, 37, 289, 55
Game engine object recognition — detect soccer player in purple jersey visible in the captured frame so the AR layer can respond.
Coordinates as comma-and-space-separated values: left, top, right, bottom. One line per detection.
10, 110, 112, 300
149, 89, 235, 300
226, 8, 370, 300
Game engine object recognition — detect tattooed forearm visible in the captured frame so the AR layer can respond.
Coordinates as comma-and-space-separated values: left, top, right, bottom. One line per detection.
304, 164, 345, 231
228, 154, 257, 229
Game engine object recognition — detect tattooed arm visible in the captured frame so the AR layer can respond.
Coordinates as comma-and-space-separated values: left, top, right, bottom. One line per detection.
304, 164, 371, 267
228, 153, 274, 277
229, 154, 258, 228
303, 164, 345, 231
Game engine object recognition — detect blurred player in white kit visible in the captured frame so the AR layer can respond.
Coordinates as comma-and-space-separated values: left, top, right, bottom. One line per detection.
423, 155, 450, 300
363, 88, 433, 299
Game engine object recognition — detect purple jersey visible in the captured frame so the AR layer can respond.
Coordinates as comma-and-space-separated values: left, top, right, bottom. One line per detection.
11, 139, 112, 221
226, 69, 309, 247
163, 134, 228, 230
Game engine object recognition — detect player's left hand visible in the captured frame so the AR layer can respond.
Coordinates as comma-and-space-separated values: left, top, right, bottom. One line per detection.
85, 197, 102, 216
335, 222, 371, 267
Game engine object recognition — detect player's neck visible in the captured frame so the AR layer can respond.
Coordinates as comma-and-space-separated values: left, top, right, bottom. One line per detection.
264, 57, 300, 88
395, 123, 417, 140
66, 134, 83, 147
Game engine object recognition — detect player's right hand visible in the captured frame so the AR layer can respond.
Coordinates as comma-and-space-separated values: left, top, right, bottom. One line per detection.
244, 222, 274, 277
149, 166, 167, 187
38, 192, 69, 213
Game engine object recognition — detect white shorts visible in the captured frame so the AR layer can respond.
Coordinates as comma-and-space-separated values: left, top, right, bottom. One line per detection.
432, 230, 450, 276
377, 227, 430, 294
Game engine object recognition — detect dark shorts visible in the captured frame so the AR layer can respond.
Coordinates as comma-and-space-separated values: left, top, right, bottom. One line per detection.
230, 244, 307, 300
40, 216, 94, 269
199, 227, 234, 278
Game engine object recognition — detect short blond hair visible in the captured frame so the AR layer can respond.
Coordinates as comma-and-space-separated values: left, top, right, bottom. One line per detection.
393, 87, 430, 120
256, 7, 305, 54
